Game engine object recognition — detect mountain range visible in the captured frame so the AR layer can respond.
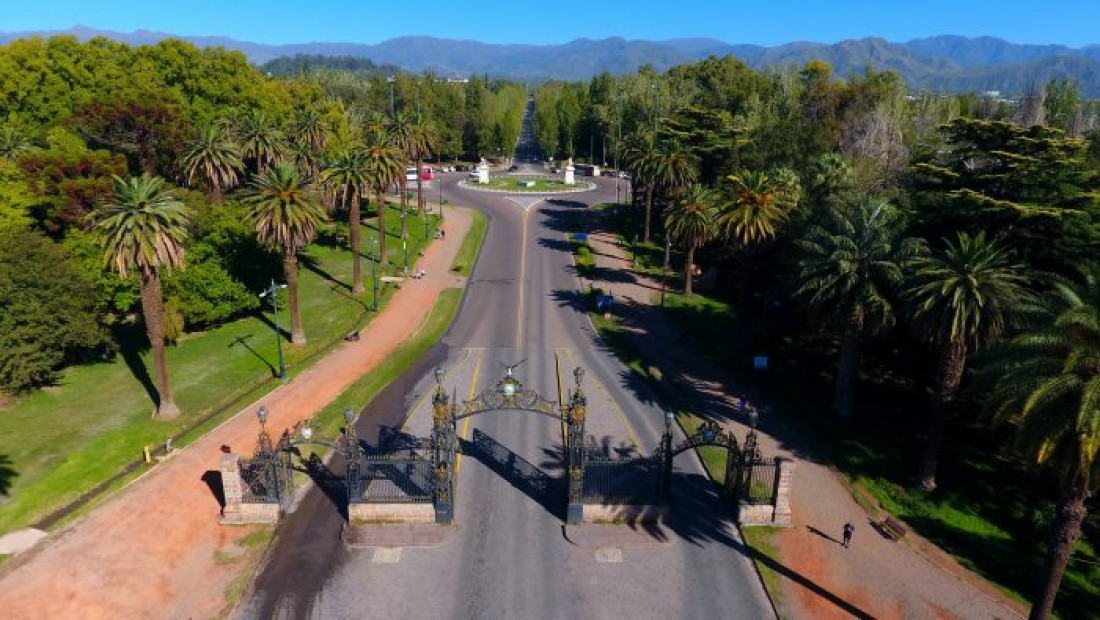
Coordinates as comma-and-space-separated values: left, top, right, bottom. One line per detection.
3, 26, 1100, 96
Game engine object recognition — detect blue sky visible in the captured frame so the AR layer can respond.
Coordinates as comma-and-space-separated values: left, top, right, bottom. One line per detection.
5, 1, 1099, 47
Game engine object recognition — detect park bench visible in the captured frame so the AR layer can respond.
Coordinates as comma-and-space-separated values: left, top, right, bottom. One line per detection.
880, 515, 907, 541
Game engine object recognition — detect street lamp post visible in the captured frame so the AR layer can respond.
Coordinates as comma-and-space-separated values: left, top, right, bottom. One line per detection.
403, 238, 409, 276
259, 279, 289, 382
371, 238, 379, 312
387, 76, 396, 117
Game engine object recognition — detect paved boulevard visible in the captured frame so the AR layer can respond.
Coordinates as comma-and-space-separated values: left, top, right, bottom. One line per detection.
239, 104, 773, 620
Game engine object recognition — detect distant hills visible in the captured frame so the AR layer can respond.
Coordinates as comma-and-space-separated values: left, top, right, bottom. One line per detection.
4, 26, 1100, 96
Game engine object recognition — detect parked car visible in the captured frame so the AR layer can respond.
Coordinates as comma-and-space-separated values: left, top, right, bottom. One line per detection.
508, 164, 518, 171
467, 170, 480, 179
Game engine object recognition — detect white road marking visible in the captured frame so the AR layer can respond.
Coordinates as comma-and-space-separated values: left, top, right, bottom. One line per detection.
372, 547, 402, 563
595, 547, 623, 563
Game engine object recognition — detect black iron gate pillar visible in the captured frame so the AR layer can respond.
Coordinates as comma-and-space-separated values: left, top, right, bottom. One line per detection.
343, 407, 363, 502
659, 410, 674, 501
565, 367, 587, 525
738, 422, 761, 498
722, 446, 740, 498
431, 367, 456, 524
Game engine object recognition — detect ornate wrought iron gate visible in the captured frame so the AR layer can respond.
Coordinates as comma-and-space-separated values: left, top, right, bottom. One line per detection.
428, 364, 588, 524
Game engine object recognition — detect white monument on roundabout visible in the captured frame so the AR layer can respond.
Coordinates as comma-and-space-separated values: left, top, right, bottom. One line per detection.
564, 157, 575, 185
476, 157, 489, 184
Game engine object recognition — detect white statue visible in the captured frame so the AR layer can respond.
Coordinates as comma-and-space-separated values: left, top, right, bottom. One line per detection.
564, 157, 576, 185
476, 157, 490, 184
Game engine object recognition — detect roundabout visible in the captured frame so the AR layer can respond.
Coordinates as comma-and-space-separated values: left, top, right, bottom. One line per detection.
458, 174, 595, 194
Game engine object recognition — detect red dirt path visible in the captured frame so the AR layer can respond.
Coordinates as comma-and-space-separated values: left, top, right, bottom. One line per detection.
0, 208, 472, 619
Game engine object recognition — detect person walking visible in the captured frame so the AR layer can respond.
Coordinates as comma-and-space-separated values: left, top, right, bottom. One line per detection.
842, 522, 854, 548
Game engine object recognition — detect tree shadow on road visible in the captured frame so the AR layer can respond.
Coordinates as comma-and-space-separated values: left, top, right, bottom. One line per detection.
460, 428, 565, 520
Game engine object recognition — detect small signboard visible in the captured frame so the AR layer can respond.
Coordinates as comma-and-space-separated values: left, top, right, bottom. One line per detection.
572, 232, 588, 242
753, 356, 769, 370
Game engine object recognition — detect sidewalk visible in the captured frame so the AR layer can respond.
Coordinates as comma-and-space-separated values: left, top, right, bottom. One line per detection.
581, 224, 1026, 620
0, 208, 473, 619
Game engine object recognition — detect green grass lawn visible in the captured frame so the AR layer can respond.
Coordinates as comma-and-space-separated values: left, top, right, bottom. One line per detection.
450, 210, 488, 277
480, 176, 579, 192
0, 208, 437, 536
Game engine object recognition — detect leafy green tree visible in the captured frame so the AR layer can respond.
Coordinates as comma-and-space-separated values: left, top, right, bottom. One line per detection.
323, 149, 370, 293
164, 247, 258, 326
178, 124, 243, 203
909, 117, 1100, 271
71, 94, 190, 176
664, 185, 717, 295
94, 174, 190, 418
0, 160, 34, 231
244, 164, 326, 344
904, 232, 1034, 491
795, 198, 924, 418
983, 267, 1100, 620
0, 228, 107, 392
18, 142, 128, 234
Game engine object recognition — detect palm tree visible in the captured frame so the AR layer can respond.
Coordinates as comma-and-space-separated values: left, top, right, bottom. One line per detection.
410, 117, 436, 218
94, 175, 189, 419
362, 129, 404, 263
663, 185, 717, 295
622, 135, 658, 241
720, 169, 801, 317
794, 198, 925, 418
905, 232, 1034, 491
293, 106, 328, 152
178, 124, 243, 203
719, 170, 796, 248
290, 106, 329, 177
244, 164, 326, 344
649, 139, 699, 243
983, 267, 1100, 620
236, 109, 285, 173
0, 125, 34, 161
387, 111, 416, 244
323, 149, 370, 293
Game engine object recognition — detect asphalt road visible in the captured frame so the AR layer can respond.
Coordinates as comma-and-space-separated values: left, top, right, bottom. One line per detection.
239, 106, 772, 619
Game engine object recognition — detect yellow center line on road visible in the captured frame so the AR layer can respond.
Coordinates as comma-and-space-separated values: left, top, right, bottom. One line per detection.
516, 212, 529, 349
566, 349, 641, 451
455, 350, 483, 477
396, 349, 471, 432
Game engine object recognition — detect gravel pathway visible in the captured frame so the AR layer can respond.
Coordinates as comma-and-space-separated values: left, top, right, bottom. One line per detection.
581, 221, 1026, 620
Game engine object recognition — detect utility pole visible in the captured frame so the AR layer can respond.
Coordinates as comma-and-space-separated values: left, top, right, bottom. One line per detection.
259, 279, 288, 382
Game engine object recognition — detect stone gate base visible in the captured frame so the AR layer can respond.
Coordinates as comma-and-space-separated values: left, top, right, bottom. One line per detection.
219, 453, 281, 525
349, 502, 436, 524
736, 457, 794, 527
